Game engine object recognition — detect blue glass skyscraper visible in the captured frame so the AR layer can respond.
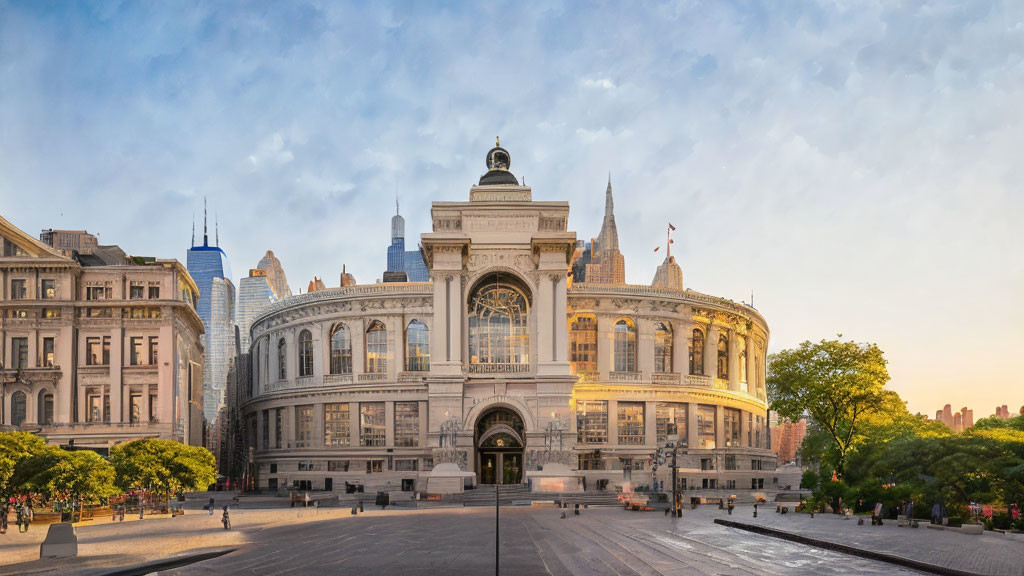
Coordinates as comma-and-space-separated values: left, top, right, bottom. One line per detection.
186, 204, 237, 425
385, 201, 428, 282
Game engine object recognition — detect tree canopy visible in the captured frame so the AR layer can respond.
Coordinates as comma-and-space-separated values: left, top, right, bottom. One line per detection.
768, 337, 896, 478
110, 438, 216, 494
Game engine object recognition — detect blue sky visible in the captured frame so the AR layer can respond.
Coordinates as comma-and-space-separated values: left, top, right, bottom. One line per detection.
1, 1, 1022, 416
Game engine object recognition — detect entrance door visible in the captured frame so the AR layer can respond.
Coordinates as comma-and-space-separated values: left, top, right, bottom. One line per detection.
475, 407, 526, 485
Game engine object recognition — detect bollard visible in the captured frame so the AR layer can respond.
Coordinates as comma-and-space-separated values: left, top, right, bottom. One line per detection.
561, 510, 566, 519
574, 503, 580, 516
754, 504, 758, 518
359, 501, 364, 513
351, 506, 357, 515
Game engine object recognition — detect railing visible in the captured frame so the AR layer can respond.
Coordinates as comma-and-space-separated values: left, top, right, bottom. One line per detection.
608, 371, 641, 382
323, 373, 354, 384
253, 282, 433, 323
572, 370, 600, 382
568, 283, 767, 325
358, 373, 388, 382
398, 371, 426, 382
651, 372, 680, 385
685, 374, 712, 388
714, 378, 730, 390
468, 363, 531, 374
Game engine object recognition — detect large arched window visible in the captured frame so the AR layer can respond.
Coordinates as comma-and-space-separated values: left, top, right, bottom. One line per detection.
570, 314, 598, 375
38, 390, 53, 425
277, 337, 287, 380
717, 333, 729, 379
468, 275, 530, 368
11, 391, 26, 427
298, 330, 313, 377
654, 322, 673, 373
613, 318, 637, 372
738, 336, 748, 384
330, 323, 352, 374
406, 320, 430, 372
689, 328, 705, 375
366, 321, 388, 374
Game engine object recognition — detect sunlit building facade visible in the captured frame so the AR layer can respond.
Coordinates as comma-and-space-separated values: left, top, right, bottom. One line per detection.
239, 143, 775, 498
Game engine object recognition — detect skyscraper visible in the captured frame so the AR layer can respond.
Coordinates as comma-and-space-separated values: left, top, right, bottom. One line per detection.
583, 177, 626, 284
385, 200, 429, 282
186, 202, 237, 424
257, 250, 292, 299
237, 268, 278, 352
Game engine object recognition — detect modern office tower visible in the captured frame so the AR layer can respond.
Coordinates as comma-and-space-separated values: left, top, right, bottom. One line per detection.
2, 215, 205, 450
238, 269, 278, 353
186, 204, 237, 425
257, 250, 292, 299
385, 201, 429, 282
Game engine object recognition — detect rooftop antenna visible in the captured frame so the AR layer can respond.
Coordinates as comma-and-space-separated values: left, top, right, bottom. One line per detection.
215, 211, 219, 246
202, 196, 208, 247
191, 212, 195, 247
653, 222, 676, 259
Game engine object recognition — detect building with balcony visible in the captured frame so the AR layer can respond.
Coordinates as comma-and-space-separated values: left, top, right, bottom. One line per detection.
237, 141, 775, 499
1, 215, 204, 452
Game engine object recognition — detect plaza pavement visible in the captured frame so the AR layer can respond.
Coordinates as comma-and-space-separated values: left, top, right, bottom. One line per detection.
1, 498, 1021, 575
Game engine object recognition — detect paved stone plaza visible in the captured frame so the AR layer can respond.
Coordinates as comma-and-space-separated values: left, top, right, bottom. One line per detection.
2, 500, 1022, 576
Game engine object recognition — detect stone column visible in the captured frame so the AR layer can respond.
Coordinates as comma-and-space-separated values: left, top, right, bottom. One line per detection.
110, 328, 123, 423
312, 325, 324, 380
419, 400, 429, 449
350, 402, 361, 447
728, 329, 740, 392
596, 316, 612, 378
746, 339, 757, 396
607, 400, 619, 446
553, 274, 569, 364
352, 322, 365, 374
313, 403, 325, 448
536, 274, 553, 365
638, 318, 655, 377
385, 401, 395, 448
448, 274, 462, 365
645, 401, 657, 447
704, 324, 719, 380
673, 320, 691, 376
714, 405, 725, 450
157, 324, 173, 426
686, 403, 699, 449
392, 317, 404, 378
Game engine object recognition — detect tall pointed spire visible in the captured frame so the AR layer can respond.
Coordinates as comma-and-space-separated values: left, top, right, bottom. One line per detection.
202, 196, 208, 247
191, 212, 195, 247
597, 174, 619, 252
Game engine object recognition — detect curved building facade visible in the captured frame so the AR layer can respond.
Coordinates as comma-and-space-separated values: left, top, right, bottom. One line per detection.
241, 143, 775, 498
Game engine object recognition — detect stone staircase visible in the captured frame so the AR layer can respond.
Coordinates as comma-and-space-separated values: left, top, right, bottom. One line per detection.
462, 484, 532, 507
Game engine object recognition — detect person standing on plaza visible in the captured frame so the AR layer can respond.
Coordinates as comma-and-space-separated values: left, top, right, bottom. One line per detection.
221, 506, 231, 530
0, 506, 7, 534
21, 505, 31, 533
208, 497, 215, 516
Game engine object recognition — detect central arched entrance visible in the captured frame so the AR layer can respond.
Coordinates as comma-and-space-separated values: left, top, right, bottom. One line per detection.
475, 407, 525, 485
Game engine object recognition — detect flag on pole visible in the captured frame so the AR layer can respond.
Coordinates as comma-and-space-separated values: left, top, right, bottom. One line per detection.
668, 223, 676, 231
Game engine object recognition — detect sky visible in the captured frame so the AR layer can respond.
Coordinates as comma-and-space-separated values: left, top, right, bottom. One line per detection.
1, 1, 1022, 417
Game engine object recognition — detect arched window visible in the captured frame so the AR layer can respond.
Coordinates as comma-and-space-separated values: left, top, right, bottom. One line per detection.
468, 275, 530, 368
277, 337, 287, 380
406, 321, 430, 372
689, 328, 705, 375
298, 330, 313, 377
654, 322, 673, 373
569, 314, 598, 375
366, 321, 388, 374
738, 336, 748, 384
717, 333, 729, 379
38, 391, 53, 425
11, 391, 26, 427
330, 323, 352, 374
613, 318, 637, 372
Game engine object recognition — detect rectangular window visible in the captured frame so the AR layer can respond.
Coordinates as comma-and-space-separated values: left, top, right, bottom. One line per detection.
9, 310, 28, 319
130, 393, 143, 424
702, 478, 717, 489
324, 403, 351, 447
42, 337, 55, 367
129, 337, 143, 366
359, 402, 386, 447
724, 408, 741, 447
751, 460, 762, 471
262, 410, 270, 450
10, 279, 26, 299
102, 336, 110, 365
40, 279, 56, 299
617, 402, 645, 445
725, 455, 737, 470
149, 337, 159, 365
394, 459, 418, 472
327, 460, 349, 472
366, 460, 384, 473
149, 394, 157, 422
578, 451, 602, 470
656, 402, 688, 446
86, 389, 109, 423
751, 478, 764, 489
575, 400, 608, 444
697, 405, 716, 449
394, 402, 419, 447
43, 308, 61, 318
129, 283, 144, 299
700, 458, 714, 471
295, 405, 313, 448
275, 408, 283, 449
86, 286, 111, 300
11, 337, 28, 369
725, 479, 736, 490
86, 337, 101, 365
148, 286, 160, 299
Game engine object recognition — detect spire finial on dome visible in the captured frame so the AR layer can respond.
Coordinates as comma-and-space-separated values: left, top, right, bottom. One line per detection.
496, 136, 500, 147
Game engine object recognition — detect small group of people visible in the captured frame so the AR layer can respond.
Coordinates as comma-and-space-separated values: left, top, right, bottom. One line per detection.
207, 497, 231, 530
1, 504, 33, 533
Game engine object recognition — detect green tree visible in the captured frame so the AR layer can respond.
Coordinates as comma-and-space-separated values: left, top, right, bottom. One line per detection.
768, 337, 895, 479
43, 451, 118, 520
111, 439, 216, 497
0, 431, 48, 498
972, 414, 1024, 432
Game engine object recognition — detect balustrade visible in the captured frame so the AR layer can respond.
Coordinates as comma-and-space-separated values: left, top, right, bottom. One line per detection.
608, 371, 641, 382
468, 363, 531, 374
651, 372, 680, 385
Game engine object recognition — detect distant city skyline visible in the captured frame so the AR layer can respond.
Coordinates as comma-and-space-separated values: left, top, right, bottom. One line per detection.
2, 2, 1021, 415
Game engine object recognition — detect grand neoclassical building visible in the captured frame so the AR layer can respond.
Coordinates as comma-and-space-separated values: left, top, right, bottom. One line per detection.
241, 142, 775, 497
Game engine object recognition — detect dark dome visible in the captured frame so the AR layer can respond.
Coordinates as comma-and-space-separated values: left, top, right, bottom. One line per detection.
479, 137, 519, 185
479, 169, 520, 185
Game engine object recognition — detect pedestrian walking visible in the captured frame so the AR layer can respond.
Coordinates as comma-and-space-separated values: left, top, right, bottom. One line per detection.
21, 506, 31, 533
221, 506, 231, 530
0, 506, 8, 534
208, 497, 215, 516
139, 502, 144, 520
119, 505, 125, 522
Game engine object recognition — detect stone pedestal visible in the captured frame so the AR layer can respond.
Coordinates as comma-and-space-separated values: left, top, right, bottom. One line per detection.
40, 522, 77, 558
526, 462, 583, 493
426, 462, 475, 495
